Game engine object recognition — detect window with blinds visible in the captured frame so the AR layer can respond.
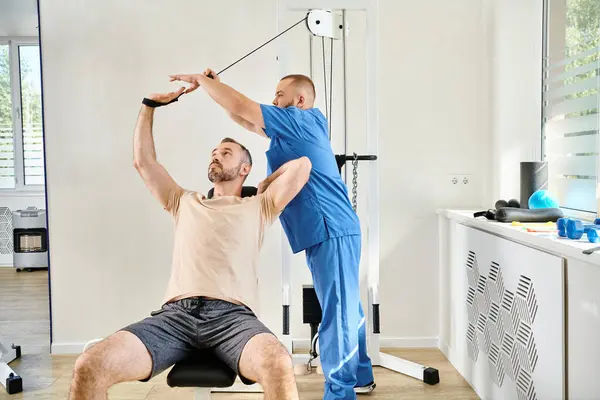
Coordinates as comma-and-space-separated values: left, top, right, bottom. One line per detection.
19, 45, 44, 186
0, 41, 44, 190
542, 0, 599, 213
0, 44, 16, 189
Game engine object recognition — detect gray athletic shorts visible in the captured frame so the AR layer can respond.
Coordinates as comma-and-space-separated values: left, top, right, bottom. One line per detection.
121, 297, 273, 383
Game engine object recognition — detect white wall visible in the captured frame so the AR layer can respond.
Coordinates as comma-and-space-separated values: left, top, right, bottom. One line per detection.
377, 0, 488, 344
377, 0, 542, 346
484, 0, 543, 205
39, 0, 544, 351
40, 0, 282, 347
0, 0, 39, 37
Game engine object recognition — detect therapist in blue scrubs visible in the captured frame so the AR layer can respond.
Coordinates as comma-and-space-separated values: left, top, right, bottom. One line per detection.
169, 69, 375, 400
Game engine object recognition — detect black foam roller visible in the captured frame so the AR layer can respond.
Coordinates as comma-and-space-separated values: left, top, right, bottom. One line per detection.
520, 162, 548, 209
495, 207, 563, 222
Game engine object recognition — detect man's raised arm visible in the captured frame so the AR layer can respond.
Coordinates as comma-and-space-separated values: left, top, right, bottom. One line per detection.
133, 88, 185, 213
258, 157, 312, 213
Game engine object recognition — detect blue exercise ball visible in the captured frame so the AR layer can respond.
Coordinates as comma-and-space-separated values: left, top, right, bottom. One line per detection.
528, 189, 560, 209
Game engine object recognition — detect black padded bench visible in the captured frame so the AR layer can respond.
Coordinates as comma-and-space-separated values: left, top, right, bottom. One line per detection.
167, 349, 238, 399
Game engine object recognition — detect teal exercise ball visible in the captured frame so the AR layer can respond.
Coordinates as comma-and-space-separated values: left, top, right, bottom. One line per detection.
528, 189, 559, 209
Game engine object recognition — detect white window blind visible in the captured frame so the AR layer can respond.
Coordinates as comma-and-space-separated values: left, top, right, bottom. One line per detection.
543, 0, 599, 213
19, 45, 44, 186
0, 41, 44, 190
0, 44, 16, 189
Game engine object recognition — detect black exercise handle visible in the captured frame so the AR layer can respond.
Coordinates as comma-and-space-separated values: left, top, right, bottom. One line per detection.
372, 304, 380, 334
344, 155, 377, 161
282, 305, 290, 335
335, 154, 378, 165
335, 154, 378, 174
142, 95, 182, 108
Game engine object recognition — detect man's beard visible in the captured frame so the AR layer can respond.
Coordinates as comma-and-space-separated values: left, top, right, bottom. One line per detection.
282, 99, 295, 108
208, 162, 241, 183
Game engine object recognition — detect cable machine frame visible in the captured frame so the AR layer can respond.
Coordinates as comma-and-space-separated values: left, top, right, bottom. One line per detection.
276, 0, 440, 386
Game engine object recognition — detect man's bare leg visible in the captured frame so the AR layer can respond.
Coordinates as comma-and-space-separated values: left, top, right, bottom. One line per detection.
68, 331, 152, 400
238, 333, 300, 400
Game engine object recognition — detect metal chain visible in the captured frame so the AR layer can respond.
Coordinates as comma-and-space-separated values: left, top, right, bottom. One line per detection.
352, 152, 358, 211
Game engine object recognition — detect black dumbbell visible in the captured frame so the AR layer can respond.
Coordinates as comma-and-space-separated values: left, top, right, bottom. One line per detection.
495, 199, 520, 210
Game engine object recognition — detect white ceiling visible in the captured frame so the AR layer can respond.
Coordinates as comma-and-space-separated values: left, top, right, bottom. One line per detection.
0, 0, 39, 37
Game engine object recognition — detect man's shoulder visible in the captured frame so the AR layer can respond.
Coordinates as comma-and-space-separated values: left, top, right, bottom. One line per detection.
204, 194, 261, 207
306, 107, 325, 118
179, 194, 263, 217
285, 107, 327, 135
262, 104, 324, 119
286, 106, 325, 119
175, 190, 209, 208
181, 190, 203, 200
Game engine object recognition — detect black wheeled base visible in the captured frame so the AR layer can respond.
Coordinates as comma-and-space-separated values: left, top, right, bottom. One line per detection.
1, 341, 23, 395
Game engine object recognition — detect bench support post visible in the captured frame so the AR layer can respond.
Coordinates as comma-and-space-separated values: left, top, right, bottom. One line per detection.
195, 388, 211, 400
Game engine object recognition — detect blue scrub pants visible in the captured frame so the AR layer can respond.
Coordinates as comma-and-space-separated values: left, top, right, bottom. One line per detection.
305, 235, 374, 400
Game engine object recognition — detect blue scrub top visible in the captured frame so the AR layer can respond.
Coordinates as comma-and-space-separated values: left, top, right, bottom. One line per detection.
260, 104, 360, 253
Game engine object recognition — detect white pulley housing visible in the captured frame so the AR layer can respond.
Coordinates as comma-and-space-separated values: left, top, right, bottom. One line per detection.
306, 10, 344, 40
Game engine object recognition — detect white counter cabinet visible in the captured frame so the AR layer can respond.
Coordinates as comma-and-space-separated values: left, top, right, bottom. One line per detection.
438, 210, 600, 400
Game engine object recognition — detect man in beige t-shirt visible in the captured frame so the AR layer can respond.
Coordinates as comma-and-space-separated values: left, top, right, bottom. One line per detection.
68, 87, 311, 400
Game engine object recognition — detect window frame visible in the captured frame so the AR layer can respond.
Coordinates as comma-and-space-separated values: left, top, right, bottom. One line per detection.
0, 36, 44, 194
541, 0, 599, 221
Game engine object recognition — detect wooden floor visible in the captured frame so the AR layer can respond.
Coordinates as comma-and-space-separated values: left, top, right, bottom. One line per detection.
0, 268, 51, 356
1, 266, 479, 399
8, 349, 478, 400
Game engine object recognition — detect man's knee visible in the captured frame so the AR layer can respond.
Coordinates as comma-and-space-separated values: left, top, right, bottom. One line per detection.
73, 351, 96, 375
271, 345, 293, 373
259, 342, 293, 379
72, 352, 105, 387
72, 342, 116, 388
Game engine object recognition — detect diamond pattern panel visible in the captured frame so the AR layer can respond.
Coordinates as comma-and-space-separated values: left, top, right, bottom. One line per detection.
488, 342, 505, 387
466, 323, 479, 362
465, 253, 539, 399
0, 208, 13, 255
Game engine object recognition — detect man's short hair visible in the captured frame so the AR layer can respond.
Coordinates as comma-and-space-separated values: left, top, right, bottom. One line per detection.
221, 137, 252, 166
281, 74, 316, 102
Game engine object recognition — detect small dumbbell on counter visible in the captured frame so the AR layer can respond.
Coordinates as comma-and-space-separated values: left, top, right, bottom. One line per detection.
557, 217, 600, 243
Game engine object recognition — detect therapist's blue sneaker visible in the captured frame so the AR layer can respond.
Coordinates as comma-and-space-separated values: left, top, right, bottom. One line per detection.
354, 381, 376, 394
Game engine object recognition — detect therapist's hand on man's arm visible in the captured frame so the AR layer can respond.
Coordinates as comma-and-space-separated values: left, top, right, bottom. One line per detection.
169, 69, 267, 138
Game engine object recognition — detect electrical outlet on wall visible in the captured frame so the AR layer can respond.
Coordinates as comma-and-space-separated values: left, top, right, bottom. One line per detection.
444, 174, 480, 209
450, 174, 473, 185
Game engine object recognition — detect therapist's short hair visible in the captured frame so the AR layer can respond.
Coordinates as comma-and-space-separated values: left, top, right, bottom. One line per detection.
281, 74, 316, 102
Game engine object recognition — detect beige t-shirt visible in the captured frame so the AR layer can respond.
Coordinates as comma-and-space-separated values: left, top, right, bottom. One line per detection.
161, 185, 279, 315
